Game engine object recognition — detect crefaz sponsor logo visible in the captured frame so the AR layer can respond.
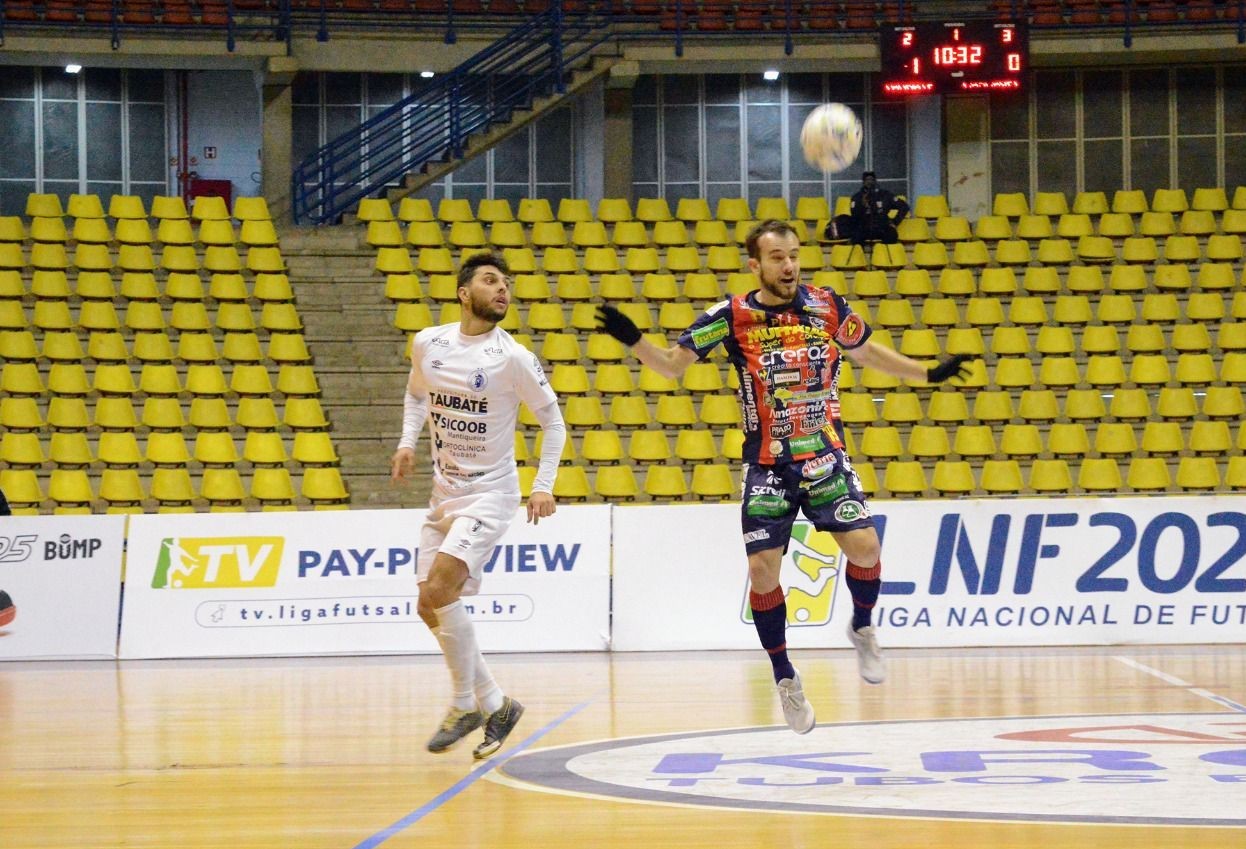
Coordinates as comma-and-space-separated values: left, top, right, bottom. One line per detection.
44, 534, 104, 560
153, 537, 285, 588
496, 714, 1246, 825
760, 344, 831, 367
0, 535, 38, 564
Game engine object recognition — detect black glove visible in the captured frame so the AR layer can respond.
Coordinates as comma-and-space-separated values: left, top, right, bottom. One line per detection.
597, 304, 642, 347
927, 353, 976, 384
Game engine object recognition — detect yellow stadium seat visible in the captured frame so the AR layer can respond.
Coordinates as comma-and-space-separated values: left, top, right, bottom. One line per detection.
594, 465, 639, 500
675, 197, 712, 223
1125, 458, 1169, 492
1017, 389, 1060, 423
580, 430, 624, 464
1072, 192, 1108, 215
1015, 214, 1053, 240
1155, 386, 1197, 420
1163, 235, 1201, 263
992, 192, 1028, 217
895, 217, 930, 243
1151, 188, 1188, 213
1033, 192, 1069, 216
48, 468, 95, 508
1123, 236, 1161, 264
913, 195, 950, 219
1057, 213, 1094, 239
1077, 458, 1122, 493
952, 240, 990, 267
971, 390, 1014, 424
1206, 234, 1244, 262
644, 465, 688, 499
1110, 189, 1147, 214
607, 396, 651, 428
627, 430, 672, 464
1175, 457, 1220, 491
883, 461, 927, 497
1035, 238, 1074, 265
1025, 459, 1069, 494
551, 198, 587, 224
980, 460, 1023, 494
190, 195, 229, 221
911, 241, 949, 269
1047, 422, 1090, 459
1097, 212, 1134, 238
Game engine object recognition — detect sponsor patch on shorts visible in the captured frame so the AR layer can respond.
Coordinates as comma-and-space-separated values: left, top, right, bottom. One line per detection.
834, 500, 870, 523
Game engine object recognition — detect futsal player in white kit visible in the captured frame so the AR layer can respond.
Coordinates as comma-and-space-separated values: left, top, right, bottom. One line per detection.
391, 251, 566, 759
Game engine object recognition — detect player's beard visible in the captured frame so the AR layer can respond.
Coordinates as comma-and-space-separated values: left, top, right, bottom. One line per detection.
467, 289, 508, 323
758, 267, 799, 303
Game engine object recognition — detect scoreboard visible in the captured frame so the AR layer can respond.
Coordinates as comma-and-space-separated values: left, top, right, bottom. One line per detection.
880, 21, 1028, 96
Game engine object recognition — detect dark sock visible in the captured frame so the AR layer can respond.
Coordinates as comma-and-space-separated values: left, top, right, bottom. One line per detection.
750, 587, 796, 683
846, 559, 882, 632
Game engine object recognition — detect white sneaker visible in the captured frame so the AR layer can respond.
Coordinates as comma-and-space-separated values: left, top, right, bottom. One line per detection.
776, 671, 815, 734
847, 624, 886, 684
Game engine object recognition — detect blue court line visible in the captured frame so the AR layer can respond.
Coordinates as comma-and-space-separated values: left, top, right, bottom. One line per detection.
1206, 693, 1246, 713
352, 695, 598, 849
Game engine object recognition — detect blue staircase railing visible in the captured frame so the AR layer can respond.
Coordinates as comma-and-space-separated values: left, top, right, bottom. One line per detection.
291, 3, 614, 225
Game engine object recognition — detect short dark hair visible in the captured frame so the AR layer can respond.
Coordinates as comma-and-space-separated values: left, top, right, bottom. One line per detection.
744, 219, 799, 260
457, 251, 510, 288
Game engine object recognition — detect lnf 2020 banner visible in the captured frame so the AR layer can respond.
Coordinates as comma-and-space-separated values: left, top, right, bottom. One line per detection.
0, 515, 126, 660
120, 507, 611, 659
612, 497, 1246, 650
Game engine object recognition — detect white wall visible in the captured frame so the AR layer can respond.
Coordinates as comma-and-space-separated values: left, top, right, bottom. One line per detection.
185, 69, 263, 202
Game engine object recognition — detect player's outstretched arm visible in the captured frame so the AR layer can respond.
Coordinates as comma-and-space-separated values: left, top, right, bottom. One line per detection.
597, 304, 697, 379
846, 340, 976, 385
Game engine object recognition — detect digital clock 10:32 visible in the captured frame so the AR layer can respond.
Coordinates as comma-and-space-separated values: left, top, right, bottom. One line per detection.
880, 21, 1028, 96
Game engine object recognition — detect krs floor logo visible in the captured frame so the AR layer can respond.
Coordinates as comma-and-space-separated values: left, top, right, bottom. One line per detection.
742, 522, 843, 628
152, 537, 285, 588
497, 713, 1246, 825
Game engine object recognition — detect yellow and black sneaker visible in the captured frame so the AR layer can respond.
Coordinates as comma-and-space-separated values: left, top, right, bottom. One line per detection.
426, 707, 484, 754
472, 697, 525, 760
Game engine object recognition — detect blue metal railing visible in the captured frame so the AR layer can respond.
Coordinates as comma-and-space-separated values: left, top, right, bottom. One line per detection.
290, 3, 613, 224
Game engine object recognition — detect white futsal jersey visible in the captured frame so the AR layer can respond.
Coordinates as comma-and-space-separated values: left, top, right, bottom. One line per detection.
408, 322, 558, 496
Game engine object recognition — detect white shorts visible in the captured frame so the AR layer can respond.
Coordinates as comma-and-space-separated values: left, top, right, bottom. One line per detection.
417, 488, 521, 596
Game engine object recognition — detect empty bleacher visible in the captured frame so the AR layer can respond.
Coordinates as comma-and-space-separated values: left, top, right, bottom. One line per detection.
0, 192, 346, 513
364, 186, 1246, 501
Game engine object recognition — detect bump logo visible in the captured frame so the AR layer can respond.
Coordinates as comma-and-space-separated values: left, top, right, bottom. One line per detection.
742, 523, 842, 627
152, 537, 285, 589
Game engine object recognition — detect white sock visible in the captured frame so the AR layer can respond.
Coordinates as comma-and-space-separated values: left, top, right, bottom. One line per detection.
474, 656, 505, 715
434, 601, 480, 712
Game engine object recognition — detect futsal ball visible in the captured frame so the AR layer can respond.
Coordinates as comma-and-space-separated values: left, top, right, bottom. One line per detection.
800, 103, 863, 174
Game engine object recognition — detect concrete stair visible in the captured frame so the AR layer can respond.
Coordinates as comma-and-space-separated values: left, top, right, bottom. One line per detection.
279, 225, 431, 509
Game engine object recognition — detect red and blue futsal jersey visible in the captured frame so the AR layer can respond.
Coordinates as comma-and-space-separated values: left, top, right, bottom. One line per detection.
677, 285, 872, 466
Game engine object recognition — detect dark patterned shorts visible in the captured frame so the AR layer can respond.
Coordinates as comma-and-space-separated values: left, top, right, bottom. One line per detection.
739, 449, 875, 554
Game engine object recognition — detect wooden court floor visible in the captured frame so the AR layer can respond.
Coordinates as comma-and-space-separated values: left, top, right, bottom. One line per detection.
2, 644, 1244, 849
